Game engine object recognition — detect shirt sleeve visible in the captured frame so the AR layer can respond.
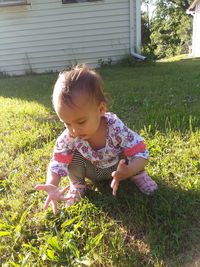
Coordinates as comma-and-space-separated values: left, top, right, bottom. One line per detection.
111, 115, 149, 161
48, 130, 75, 177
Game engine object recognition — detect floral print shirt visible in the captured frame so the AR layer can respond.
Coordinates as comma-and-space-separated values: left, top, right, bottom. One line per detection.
49, 112, 149, 177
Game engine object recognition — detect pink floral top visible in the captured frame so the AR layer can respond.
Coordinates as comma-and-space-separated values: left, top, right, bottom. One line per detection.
49, 112, 149, 177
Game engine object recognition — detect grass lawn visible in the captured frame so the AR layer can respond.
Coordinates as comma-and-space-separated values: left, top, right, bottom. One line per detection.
0, 58, 200, 267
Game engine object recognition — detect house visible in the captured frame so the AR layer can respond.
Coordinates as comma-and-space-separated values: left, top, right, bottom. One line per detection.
187, 0, 200, 57
0, 0, 143, 75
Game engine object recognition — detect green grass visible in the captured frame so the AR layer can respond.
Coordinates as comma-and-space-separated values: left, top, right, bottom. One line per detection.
0, 58, 200, 267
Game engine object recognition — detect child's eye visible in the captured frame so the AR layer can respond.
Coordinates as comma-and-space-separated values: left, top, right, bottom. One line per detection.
78, 120, 86, 125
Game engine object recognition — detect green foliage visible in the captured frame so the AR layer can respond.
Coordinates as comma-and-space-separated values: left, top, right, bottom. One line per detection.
142, 0, 193, 59
1, 59, 200, 266
141, 1, 155, 59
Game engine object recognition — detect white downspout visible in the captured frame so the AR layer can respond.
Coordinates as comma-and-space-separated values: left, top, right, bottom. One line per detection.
186, 8, 196, 56
192, 12, 196, 57
130, 0, 147, 60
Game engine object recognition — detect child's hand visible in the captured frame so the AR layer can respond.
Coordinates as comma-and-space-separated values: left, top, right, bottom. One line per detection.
35, 184, 69, 215
111, 159, 129, 196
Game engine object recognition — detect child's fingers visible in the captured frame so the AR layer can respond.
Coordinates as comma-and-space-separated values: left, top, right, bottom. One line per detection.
51, 200, 58, 215
60, 195, 71, 201
43, 195, 51, 210
112, 160, 126, 179
60, 185, 69, 195
111, 178, 119, 196
110, 178, 115, 188
112, 170, 121, 180
35, 184, 47, 191
117, 159, 126, 169
112, 182, 119, 196
35, 184, 58, 194
111, 171, 116, 178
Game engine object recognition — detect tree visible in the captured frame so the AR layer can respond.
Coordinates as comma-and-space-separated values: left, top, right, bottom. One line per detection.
141, 0, 193, 59
141, 0, 155, 58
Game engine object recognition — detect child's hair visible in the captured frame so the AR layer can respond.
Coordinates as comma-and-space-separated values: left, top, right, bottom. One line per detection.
52, 64, 108, 110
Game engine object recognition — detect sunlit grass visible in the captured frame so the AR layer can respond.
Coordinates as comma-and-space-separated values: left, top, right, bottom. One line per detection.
0, 59, 200, 266
158, 54, 189, 62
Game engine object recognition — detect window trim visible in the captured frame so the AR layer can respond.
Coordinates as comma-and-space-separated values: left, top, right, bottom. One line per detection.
62, 0, 101, 4
0, 0, 30, 7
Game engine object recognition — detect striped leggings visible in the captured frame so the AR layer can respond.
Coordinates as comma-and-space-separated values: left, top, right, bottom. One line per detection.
68, 151, 119, 185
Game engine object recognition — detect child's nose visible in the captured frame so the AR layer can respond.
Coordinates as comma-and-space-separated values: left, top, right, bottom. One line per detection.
72, 127, 80, 136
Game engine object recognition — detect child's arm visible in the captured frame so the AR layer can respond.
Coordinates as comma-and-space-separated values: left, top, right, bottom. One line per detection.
35, 129, 74, 214
46, 168, 61, 185
35, 170, 69, 215
109, 114, 149, 195
111, 157, 148, 196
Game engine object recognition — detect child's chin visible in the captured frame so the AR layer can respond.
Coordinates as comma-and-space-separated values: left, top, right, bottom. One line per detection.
79, 135, 88, 140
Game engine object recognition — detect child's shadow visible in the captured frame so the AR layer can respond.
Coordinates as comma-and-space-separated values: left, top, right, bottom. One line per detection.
86, 178, 200, 267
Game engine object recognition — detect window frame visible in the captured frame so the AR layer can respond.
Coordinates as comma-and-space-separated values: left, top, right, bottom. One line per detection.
0, 0, 30, 7
62, 0, 101, 4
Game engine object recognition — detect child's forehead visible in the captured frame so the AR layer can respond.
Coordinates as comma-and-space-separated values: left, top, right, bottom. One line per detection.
58, 93, 95, 113
60, 91, 97, 108
58, 97, 97, 123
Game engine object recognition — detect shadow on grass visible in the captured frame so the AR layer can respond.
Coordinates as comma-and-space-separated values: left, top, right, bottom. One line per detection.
0, 72, 58, 109
86, 178, 200, 267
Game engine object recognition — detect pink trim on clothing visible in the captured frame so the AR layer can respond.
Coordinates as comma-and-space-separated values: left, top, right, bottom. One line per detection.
54, 153, 73, 164
123, 141, 146, 157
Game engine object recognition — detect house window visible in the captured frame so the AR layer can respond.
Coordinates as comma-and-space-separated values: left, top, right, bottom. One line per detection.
62, 0, 100, 4
0, 0, 29, 7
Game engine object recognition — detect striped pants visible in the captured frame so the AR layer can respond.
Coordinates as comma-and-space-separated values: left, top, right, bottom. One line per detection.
68, 151, 119, 185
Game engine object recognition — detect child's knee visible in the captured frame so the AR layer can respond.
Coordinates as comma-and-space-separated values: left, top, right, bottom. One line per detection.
68, 163, 85, 178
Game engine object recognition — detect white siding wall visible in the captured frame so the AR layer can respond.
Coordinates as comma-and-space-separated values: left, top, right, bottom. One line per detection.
192, 3, 200, 57
0, 0, 134, 75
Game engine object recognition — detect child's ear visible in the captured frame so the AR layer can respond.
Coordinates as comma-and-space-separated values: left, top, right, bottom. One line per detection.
99, 102, 107, 116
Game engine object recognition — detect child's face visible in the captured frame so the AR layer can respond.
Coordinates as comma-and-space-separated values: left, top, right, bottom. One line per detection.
56, 93, 106, 141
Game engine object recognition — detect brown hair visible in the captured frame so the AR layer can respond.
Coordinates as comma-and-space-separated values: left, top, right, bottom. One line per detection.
53, 64, 108, 109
